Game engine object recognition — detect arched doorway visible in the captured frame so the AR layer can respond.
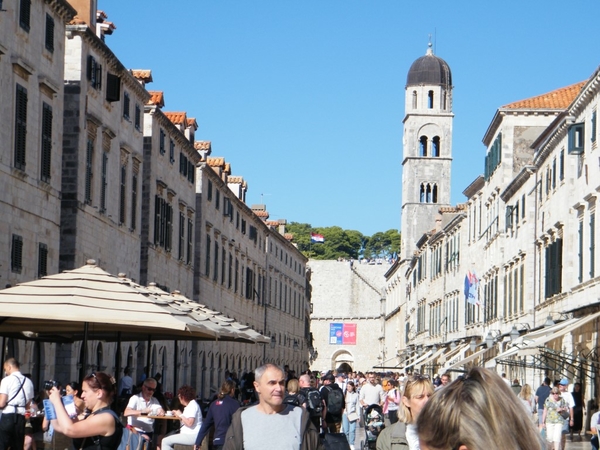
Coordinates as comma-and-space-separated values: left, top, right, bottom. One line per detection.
331, 350, 354, 372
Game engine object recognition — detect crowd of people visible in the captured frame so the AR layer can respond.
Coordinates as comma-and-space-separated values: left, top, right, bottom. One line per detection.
0, 356, 594, 450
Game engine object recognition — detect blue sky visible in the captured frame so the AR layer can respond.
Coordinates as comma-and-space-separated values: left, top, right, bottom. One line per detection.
100, 0, 600, 236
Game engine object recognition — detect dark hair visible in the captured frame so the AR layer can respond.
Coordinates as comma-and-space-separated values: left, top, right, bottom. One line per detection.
178, 385, 196, 402
67, 381, 81, 397
83, 372, 115, 400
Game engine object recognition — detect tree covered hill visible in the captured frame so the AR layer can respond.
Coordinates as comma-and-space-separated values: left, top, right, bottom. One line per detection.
286, 222, 400, 260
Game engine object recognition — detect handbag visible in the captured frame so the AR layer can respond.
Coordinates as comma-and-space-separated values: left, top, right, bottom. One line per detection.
347, 411, 359, 422
560, 409, 570, 420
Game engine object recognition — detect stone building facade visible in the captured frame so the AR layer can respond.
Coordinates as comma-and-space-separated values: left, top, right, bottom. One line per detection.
0, 0, 76, 287
386, 46, 600, 405
309, 260, 390, 372
0, 0, 311, 398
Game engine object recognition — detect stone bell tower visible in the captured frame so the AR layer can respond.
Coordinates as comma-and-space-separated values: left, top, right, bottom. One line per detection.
400, 42, 454, 260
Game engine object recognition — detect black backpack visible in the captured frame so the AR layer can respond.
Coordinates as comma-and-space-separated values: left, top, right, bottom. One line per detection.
299, 387, 323, 417
283, 393, 301, 406
324, 386, 344, 415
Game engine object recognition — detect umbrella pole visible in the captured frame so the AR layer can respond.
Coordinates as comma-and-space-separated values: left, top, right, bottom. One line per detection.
173, 340, 178, 394
115, 332, 122, 390
146, 336, 151, 379
79, 322, 89, 382
1, 337, 5, 364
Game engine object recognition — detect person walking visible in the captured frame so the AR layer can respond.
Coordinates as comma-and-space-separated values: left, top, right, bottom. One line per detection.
0, 358, 35, 450
194, 380, 239, 450
342, 381, 359, 450
541, 387, 569, 450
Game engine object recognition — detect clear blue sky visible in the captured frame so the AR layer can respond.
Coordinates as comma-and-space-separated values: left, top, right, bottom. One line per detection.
101, 0, 600, 237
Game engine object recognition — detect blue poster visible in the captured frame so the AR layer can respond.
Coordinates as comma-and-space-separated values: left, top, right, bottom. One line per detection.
329, 323, 343, 344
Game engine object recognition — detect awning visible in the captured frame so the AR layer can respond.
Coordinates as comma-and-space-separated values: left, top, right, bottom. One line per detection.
437, 342, 469, 365
413, 346, 447, 370
405, 350, 433, 371
490, 312, 600, 367
443, 346, 493, 372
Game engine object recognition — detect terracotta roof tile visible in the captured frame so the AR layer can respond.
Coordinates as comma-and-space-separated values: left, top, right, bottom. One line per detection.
206, 157, 225, 167
163, 112, 187, 125
254, 210, 269, 218
284, 233, 294, 240
227, 176, 243, 184
187, 118, 198, 130
194, 141, 211, 151
502, 81, 586, 110
147, 91, 164, 108
131, 69, 153, 83
224, 163, 231, 173
265, 220, 279, 227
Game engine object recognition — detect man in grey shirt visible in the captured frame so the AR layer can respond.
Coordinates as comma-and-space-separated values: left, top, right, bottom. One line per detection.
224, 364, 320, 450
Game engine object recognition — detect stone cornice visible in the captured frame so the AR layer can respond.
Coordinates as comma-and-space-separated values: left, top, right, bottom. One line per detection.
46, 0, 77, 21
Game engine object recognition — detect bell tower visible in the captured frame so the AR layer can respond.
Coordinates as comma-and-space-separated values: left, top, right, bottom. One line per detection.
400, 43, 454, 260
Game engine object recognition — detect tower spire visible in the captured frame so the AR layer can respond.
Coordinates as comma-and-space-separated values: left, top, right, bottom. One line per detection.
427, 34, 433, 55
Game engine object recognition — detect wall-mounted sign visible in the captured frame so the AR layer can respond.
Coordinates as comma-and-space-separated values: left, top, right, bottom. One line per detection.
329, 323, 356, 345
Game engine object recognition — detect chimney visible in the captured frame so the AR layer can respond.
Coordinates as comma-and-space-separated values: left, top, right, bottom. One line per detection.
67, 0, 98, 29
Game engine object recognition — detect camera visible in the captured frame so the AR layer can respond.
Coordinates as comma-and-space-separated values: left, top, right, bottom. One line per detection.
44, 380, 59, 391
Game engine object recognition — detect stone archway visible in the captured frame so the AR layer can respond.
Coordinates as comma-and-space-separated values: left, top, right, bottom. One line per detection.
331, 349, 354, 372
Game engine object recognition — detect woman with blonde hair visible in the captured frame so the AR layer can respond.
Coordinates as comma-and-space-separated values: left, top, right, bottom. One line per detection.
417, 367, 543, 450
376, 374, 434, 450
517, 383, 536, 419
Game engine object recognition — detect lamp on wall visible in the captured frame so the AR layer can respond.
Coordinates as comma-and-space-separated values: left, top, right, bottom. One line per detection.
544, 312, 571, 327
469, 337, 477, 353
509, 323, 531, 341
450, 341, 457, 350
270, 336, 276, 349
485, 330, 501, 349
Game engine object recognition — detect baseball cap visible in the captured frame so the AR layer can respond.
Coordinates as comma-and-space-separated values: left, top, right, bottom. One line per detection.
322, 373, 335, 382
559, 378, 569, 386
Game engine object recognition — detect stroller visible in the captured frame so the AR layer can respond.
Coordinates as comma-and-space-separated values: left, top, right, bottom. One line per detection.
361, 404, 385, 449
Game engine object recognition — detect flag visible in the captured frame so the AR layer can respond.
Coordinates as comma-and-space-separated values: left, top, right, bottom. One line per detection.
310, 233, 325, 243
464, 270, 480, 306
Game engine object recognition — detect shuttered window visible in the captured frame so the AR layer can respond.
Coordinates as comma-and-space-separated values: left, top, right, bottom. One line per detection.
85, 138, 94, 204
119, 165, 126, 225
11, 235, 23, 273
15, 84, 27, 170
100, 152, 108, 213
41, 103, 52, 181
38, 243, 48, 278
19, 0, 31, 32
45, 14, 54, 52
130, 173, 137, 231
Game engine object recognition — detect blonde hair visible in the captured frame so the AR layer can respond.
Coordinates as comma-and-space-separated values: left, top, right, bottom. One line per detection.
518, 383, 533, 400
287, 378, 299, 395
400, 374, 434, 424
417, 367, 543, 450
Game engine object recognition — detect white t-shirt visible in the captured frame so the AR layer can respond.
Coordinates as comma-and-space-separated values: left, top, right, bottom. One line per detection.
180, 400, 202, 435
561, 391, 575, 409
126, 394, 162, 432
0, 372, 34, 415
406, 423, 420, 450
591, 411, 600, 432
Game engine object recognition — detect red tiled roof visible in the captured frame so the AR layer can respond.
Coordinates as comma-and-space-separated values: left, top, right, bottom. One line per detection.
502, 81, 586, 110
284, 233, 294, 240
194, 141, 211, 151
163, 112, 187, 125
147, 91, 164, 108
254, 210, 269, 218
186, 118, 198, 129
227, 176, 243, 184
265, 220, 279, 227
206, 157, 225, 167
131, 69, 153, 83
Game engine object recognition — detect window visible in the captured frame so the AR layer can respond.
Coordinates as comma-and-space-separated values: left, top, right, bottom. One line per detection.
205, 236, 211, 277
19, 0, 31, 32
169, 139, 175, 164
428, 90, 434, 109
119, 165, 126, 224
559, 149, 565, 181
545, 238, 563, 298
41, 103, 52, 182
234, 258, 239, 293
14, 84, 27, 170
130, 173, 138, 231
180, 152, 188, 177
241, 219, 246, 234
432, 136, 440, 157
106, 73, 120, 102
221, 247, 226, 285
186, 218, 193, 264
179, 212, 185, 260
485, 133, 502, 180
38, 243, 48, 278
591, 211, 596, 279
100, 152, 108, 213
228, 253, 233, 289
86, 55, 102, 90
159, 129, 165, 154
412, 91, 417, 109
154, 196, 173, 251
592, 110, 597, 145
85, 137, 94, 204
134, 104, 141, 130
207, 180, 212, 201
215, 190, 220, 210
245, 267, 255, 300
12, 235, 23, 273
578, 219, 584, 283
249, 225, 257, 241
213, 242, 219, 282
568, 123, 585, 154
45, 14, 54, 52
123, 92, 130, 120
419, 136, 428, 156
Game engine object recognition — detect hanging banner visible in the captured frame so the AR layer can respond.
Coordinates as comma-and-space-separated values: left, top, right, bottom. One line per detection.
329, 323, 357, 345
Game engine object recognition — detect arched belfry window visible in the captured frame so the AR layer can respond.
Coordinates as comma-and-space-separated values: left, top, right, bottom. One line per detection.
432, 136, 440, 157
432, 184, 438, 203
426, 184, 432, 203
420, 184, 425, 203
442, 92, 447, 110
428, 91, 434, 109
419, 183, 439, 204
412, 91, 417, 109
419, 136, 428, 157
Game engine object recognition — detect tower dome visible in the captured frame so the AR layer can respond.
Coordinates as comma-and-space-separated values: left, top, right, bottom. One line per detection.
406, 43, 452, 87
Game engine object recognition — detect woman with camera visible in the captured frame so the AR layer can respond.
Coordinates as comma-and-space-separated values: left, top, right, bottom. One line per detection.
48, 372, 122, 450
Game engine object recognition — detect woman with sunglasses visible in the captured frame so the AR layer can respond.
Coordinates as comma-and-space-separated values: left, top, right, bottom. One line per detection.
376, 374, 434, 449
541, 387, 569, 450
48, 372, 122, 450
417, 367, 543, 450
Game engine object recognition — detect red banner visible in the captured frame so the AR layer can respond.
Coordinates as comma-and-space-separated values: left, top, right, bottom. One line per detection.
342, 323, 356, 345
